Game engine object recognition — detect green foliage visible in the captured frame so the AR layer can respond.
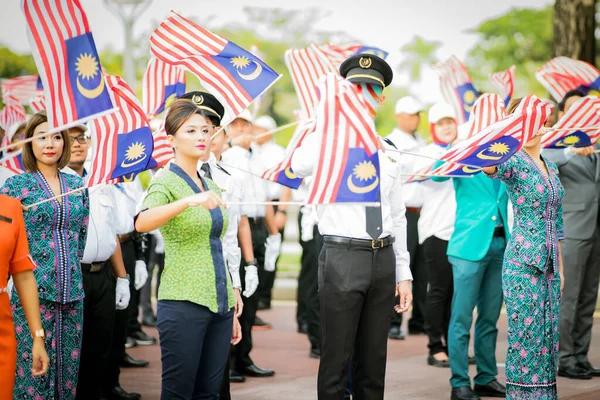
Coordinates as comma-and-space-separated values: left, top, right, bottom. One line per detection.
398, 36, 441, 81
0, 45, 37, 78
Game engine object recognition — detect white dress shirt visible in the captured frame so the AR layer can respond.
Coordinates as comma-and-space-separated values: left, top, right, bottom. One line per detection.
0, 166, 15, 187
113, 178, 145, 235
384, 128, 426, 208
291, 133, 412, 282
253, 141, 286, 200
81, 184, 119, 263
413, 143, 457, 244
221, 146, 269, 218
199, 153, 243, 288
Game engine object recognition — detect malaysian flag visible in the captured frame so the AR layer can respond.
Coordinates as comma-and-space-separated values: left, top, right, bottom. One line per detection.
87, 76, 157, 186
23, 0, 116, 132
541, 96, 600, 148
536, 57, 600, 101
1, 75, 41, 105
29, 93, 46, 113
490, 65, 515, 107
307, 74, 380, 204
142, 56, 186, 119
261, 119, 314, 189
435, 55, 479, 124
0, 151, 24, 174
466, 93, 507, 139
0, 94, 27, 130
432, 95, 553, 177
149, 11, 281, 123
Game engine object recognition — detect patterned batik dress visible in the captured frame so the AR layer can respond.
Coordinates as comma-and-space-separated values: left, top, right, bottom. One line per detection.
1, 171, 89, 400
491, 151, 564, 400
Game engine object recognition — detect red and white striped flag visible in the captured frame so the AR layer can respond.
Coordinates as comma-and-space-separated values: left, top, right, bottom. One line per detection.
23, 0, 116, 132
1, 75, 39, 105
0, 94, 27, 130
308, 74, 380, 204
466, 93, 507, 139
434, 55, 478, 124
149, 11, 280, 123
541, 96, 600, 148
0, 151, 25, 174
536, 57, 600, 101
29, 93, 46, 113
142, 56, 186, 119
490, 65, 515, 107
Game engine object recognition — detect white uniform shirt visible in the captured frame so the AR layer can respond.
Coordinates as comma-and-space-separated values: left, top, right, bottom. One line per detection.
198, 153, 243, 288
221, 146, 269, 218
412, 143, 456, 244
385, 128, 425, 208
253, 141, 286, 200
0, 166, 15, 187
113, 179, 145, 235
291, 133, 412, 282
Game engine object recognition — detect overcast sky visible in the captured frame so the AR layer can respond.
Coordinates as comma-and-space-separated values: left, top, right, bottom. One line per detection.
0, 0, 550, 102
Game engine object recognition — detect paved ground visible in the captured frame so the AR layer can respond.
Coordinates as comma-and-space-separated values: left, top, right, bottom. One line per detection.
122, 302, 600, 399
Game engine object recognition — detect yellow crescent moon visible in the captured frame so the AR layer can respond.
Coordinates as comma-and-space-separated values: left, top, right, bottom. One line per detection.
76, 75, 106, 99
554, 140, 566, 147
476, 149, 503, 161
347, 175, 379, 194
164, 93, 177, 110
120, 154, 147, 168
237, 61, 262, 81
284, 167, 297, 179
121, 173, 135, 182
462, 166, 482, 173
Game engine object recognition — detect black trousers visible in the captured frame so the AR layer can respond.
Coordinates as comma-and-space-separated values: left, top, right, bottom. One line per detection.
257, 203, 284, 307
296, 211, 321, 351
422, 236, 453, 355
317, 239, 396, 400
104, 239, 137, 391
140, 234, 165, 319
390, 210, 426, 332
76, 264, 116, 400
232, 220, 268, 371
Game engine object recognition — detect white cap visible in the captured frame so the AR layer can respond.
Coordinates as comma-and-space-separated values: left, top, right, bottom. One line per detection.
69, 123, 88, 133
254, 115, 277, 131
428, 102, 456, 124
234, 109, 253, 124
5, 121, 26, 141
395, 96, 424, 115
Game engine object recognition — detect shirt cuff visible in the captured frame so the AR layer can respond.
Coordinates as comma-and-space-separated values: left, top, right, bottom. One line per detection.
9, 255, 36, 275
564, 147, 575, 162
395, 263, 413, 282
231, 271, 242, 289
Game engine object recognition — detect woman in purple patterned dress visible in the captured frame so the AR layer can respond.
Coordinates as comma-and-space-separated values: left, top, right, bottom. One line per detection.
1, 111, 89, 400
483, 100, 564, 399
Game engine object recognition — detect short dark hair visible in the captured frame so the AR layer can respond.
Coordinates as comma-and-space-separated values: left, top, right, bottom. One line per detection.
165, 99, 221, 136
22, 111, 71, 172
558, 89, 585, 112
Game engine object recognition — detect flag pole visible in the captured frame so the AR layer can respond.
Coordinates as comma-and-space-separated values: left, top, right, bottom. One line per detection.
384, 148, 486, 170
24, 186, 87, 209
226, 201, 381, 207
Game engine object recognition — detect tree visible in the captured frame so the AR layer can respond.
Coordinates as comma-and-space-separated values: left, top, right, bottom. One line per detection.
0, 45, 37, 79
398, 36, 441, 81
553, 0, 596, 64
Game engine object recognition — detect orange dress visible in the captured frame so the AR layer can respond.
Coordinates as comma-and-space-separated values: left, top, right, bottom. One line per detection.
0, 194, 36, 400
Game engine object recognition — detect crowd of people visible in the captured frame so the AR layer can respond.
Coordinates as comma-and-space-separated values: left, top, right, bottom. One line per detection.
0, 52, 599, 400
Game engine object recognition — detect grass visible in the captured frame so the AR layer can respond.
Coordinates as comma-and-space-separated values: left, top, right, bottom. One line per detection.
277, 252, 301, 274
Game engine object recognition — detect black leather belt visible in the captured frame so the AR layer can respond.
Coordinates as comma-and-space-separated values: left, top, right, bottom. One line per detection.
81, 261, 107, 273
493, 226, 505, 238
323, 235, 395, 249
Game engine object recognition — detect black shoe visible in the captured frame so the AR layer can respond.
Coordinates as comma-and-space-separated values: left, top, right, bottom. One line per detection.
388, 325, 405, 340
120, 353, 149, 368
474, 380, 506, 398
131, 330, 157, 346
257, 299, 271, 310
297, 322, 308, 334
239, 364, 275, 377
229, 369, 246, 383
124, 336, 137, 349
468, 356, 476, 365
142, 315, 157, 327
558, 364, 592, 379
451, 386, 480, 400
579, 361, 600, 377
105, 385, 141, 400
253, 316, 272, 331
309, 348, 321, 359
427, 354, 449, 368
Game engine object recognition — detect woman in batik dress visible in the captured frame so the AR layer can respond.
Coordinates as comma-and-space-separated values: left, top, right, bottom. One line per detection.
1, 111, 89, 400
483, 101, 564, 400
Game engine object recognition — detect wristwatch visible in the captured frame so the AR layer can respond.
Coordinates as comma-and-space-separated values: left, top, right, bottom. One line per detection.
245, 259, 258, 267
118, 274, 131, 282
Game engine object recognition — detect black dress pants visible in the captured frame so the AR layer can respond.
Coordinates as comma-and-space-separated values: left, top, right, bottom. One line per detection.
422, 236, 453, 355
232, 219, 268, 371
104, 239, 137, 392
317, 239, 396, 400
76, 264, 116, 400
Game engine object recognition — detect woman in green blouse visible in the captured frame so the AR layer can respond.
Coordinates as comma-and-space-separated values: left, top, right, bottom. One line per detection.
135, 99, 241, 399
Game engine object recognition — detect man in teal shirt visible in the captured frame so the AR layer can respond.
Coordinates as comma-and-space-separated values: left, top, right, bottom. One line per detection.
432, 168, 508, 400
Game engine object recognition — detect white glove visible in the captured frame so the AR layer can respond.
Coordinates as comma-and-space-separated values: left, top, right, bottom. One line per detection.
116, 277, 131, 310
264, 233, 282, 272
134, 260, 148, 290
243, 265, 259, 298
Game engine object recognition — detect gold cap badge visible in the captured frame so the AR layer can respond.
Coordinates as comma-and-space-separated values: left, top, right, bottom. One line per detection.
359, 57, 372, 69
